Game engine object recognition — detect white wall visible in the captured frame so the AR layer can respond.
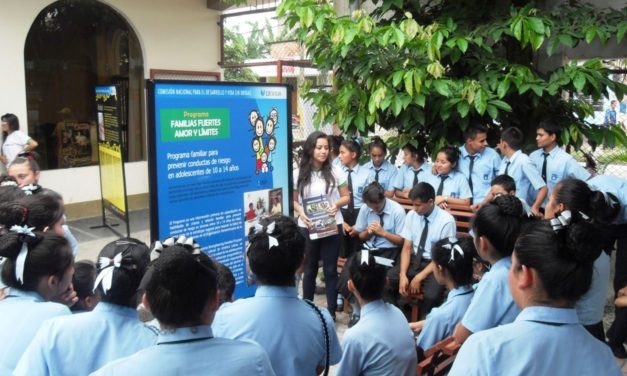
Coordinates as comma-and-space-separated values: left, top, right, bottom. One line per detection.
0, 0, 222, 204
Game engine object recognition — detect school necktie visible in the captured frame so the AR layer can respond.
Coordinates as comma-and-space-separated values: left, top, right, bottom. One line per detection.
418, 217, 429, 254
467, 155, 477, 195
374, 168, 381, 183
412, 170, 421, 188
347, 168, 355, 213
504, 161, 511, 176
541, 152, 549, 182
436, 175, 448, 196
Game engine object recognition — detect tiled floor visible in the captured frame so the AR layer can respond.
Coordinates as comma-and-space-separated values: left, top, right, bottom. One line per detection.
68, 209, 627, 375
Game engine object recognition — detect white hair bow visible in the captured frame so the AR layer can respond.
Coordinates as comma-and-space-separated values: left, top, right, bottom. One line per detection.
0, 180, 17, 187
602, 191, 620, 208
253, 222, 278, 250
360, 247, 394, 267
21, 184, 38, 195
550, 210, 572, 233
10, 225, 36, 284
150, 236, 200, 261
442, 242, 464, 263
93, 252, 124, 294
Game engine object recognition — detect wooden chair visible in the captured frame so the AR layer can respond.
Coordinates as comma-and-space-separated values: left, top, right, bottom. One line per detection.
416, 336, 462, 376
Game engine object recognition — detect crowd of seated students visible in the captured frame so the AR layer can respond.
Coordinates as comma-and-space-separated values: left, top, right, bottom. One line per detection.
0, 119, 626, 375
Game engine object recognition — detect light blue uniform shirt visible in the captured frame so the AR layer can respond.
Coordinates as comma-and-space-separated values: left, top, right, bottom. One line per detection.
15, 302, 156, 376
364, 160, 398, 193
90, 325, 276, 376
341, 163, 370, 209
425, 170, 472, 199
416, 285, 474, 350
400, 206, 456, 260
458, 145, 501, 203
498, 150, 546, 205
394, 162, 434, 191
587, 175, 627, 224
0, 289, 70, 375
354, 198, 406, 249
529, 146, 590, 207
450, 306, 621, 376
576, 252, 611, 325
461, 256, 520, 333
212, 285, 342, 376
336, 300, 417, 376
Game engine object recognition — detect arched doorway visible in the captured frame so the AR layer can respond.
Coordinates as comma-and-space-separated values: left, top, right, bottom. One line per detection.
24, 0, 145, 170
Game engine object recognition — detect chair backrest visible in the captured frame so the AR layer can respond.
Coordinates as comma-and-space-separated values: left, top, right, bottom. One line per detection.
416, 336, 461, 376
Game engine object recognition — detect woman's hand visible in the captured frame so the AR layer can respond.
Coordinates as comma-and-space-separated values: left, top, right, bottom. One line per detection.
409, 320, 426, 333
409, 275, 424, 294
53, 284, 78, 308
326, 204, 338, 217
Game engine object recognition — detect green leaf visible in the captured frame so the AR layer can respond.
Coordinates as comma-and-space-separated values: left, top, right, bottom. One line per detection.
393, 27, 405, 48
392, 71, 404, 87
490, 100, 512, 112
457, 101, 470, 118
558, 34, 575, 47
526, 17, 545, 34
303, 7, 315, 28
573, 72, 586, 92
585, 27, 596, 44
401, 19, 419, 39
414, 94, 426, 107
561, 129, 570, 145
530, 84, 543, 97
433, 80, 451, 97
404, 71, 414, 96
497, 79, 511, 99
391, 96, 403, 116
511, 19, 523, 42
474, 89, 487, 115
456, 38, 468, 53
618, 22, 627, 44
344, 28, 358, 45
487, 104, 498, 119
530, 34, 544, 50
413, 71, 423, 94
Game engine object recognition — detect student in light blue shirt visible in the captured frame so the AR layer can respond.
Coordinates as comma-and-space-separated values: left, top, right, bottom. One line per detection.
587, 174, 627, 224
339, 182, 406, 324
413, 238, 476, 358
496, 127, 547, 217
458, 124, 501, 204
0, 232, 73, 375
530, 119, 590, 207
213, 216, 341, 376
453, 195, 525, 344
16, 238, 156, 376
339, 139, 370, 258
329, 134, 344, 168
336, 252, 417, 376
399, 183, 456, 317
427, 146, 472, 208
545, 178, 618, 343
394, 143, 433, 199
449, 220, 620, 376
364, 136, 398, 197
91, 247, 275, 376
489, 174, 532, 216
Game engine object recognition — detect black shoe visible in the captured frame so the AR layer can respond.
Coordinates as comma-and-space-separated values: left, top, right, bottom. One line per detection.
610, 343, 627, 359
348, 314, 360, 328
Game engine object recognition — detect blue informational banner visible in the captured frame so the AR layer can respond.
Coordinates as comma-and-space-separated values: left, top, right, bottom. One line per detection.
147, 81, 292, 298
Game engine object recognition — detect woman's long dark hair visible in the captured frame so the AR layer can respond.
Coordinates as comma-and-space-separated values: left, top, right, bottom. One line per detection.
297, 131, 335, 198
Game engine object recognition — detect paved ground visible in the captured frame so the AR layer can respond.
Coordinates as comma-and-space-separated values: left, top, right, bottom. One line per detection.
68, 209, 627, 375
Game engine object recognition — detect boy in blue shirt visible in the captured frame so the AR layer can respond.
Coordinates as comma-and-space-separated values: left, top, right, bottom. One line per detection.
458, 124, 501, 204
529, 119, 590, 208
496, 127, 547, 217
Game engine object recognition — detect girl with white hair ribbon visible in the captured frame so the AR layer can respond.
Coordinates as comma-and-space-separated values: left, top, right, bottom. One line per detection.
0, 231, 73, 373
15, 238, 155, 376
411, 237, 477, 360
335, 248, 417, 376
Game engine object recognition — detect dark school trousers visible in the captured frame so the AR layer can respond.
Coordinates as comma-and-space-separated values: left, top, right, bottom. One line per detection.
340, 208, 361, 258
301, 226, 341, 315
406, 254, 445, 319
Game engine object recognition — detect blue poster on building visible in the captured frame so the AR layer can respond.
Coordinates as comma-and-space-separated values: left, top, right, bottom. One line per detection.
147, 81, 292, 298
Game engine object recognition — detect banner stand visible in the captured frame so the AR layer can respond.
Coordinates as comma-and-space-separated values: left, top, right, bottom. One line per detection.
93, 85, 131, 239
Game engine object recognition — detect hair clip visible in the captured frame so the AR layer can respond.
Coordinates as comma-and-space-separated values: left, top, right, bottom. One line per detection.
93, 252, 124, 294
550, 210, 572, 233
10, 225, 36, 284
442, 241, 464, 263
602, 192, 620, 208
21, 184, 38, 196
0, 181, 17, 187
